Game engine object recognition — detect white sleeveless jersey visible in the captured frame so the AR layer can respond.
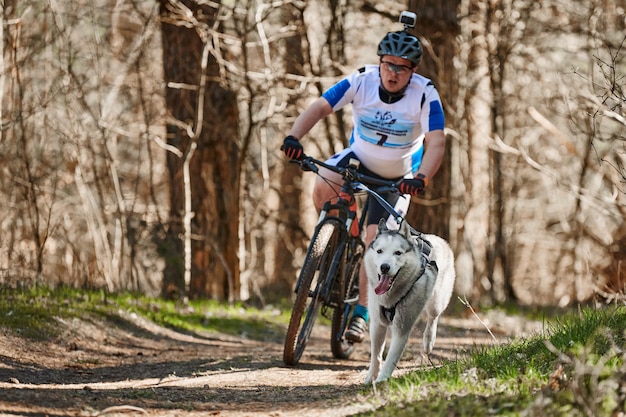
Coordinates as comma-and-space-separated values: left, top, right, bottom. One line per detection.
322, 65, 445, 179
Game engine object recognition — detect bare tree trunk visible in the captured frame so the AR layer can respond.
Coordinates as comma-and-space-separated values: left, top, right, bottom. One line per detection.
268, 4, 308, 302
0, 1, 4, 128
7, 3, 52, 279
487, 0, 518, 302
457, 0, 493, 303
406, 0, 460, 240
159, 0, 240, 302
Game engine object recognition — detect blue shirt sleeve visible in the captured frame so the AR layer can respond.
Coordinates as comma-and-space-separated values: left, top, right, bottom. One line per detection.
428, 100, 445, 131
322, 78, 352, 108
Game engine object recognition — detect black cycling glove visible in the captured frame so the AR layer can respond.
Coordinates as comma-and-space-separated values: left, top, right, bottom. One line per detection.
399, 174, 428, 196
281, 135, 304, 160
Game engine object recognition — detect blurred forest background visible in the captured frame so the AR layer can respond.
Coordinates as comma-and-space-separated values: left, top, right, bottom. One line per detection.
0, 0, 624, 307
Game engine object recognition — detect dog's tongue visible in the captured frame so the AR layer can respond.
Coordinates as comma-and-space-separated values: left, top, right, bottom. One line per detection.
375, 274, 392, 295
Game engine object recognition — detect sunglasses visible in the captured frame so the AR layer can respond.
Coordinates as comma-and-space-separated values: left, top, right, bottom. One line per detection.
380, 60, 414, 75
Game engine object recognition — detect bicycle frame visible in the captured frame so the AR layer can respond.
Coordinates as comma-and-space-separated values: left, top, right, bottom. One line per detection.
283, 154, 410, 365
294, 155, 409, 298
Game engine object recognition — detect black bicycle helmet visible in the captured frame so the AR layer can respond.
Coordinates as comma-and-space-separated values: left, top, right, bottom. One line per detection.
377, 30, 422, 66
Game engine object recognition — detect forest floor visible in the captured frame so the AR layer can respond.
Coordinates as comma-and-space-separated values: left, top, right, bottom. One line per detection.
0, 306, 544, 417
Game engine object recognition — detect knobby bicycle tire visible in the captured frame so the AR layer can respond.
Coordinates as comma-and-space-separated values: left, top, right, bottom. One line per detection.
283, 219, 342, 366
330, 238, 364, 359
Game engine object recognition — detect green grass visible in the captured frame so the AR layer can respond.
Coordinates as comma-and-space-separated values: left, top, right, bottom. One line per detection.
116, 293, 288, 342
0, 285, 289, 343
356, 305, 626, 416
0, 285, 74, 339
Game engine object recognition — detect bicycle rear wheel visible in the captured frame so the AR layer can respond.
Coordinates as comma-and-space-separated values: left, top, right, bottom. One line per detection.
283, 219, 342, 366
330, 238, 364, 359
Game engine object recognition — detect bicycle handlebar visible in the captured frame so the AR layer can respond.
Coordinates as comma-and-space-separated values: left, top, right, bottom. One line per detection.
293, 154, 407, 226
295, 154, 402, 193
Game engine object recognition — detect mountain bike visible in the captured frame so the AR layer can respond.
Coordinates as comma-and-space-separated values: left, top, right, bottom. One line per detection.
283, 154, 404, 366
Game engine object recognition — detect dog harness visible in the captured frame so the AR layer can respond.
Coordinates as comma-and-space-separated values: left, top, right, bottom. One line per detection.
415, 233, 432, 270
380, 236, 436, 323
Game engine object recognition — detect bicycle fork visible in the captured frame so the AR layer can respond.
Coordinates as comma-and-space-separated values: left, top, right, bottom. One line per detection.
317, 194, 359, 237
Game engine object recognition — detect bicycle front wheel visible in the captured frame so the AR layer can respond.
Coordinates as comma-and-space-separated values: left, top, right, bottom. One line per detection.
330, 238, 364, 359
283, 219, 342, 366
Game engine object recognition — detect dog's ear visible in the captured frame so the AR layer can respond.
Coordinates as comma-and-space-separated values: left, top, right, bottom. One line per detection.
399, 220, 412, 239
377, 218, 388, 233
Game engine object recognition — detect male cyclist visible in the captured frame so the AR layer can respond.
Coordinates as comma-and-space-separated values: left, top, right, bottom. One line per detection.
281, 15, 446, 344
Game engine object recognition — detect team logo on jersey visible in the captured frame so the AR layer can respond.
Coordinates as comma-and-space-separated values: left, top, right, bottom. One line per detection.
375, 111, 396, 126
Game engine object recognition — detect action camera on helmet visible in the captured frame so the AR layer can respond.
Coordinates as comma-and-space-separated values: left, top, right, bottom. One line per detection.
399, 11, 416, 29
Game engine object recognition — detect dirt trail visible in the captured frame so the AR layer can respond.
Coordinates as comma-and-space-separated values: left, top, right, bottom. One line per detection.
0, 309, 542, 417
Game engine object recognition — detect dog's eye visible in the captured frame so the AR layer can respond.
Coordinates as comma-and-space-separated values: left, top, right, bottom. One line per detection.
376, 249, 383, 254
394, 251, 402, 256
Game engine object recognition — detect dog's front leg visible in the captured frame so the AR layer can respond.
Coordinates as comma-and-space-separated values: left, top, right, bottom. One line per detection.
364, 320, 386, 384
375, 327, 411, 382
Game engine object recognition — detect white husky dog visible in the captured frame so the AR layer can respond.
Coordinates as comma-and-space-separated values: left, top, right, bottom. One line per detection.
363, 219, 456, 383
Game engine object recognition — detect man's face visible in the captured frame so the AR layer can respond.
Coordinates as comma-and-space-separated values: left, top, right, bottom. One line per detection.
379, 55, 415, 93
